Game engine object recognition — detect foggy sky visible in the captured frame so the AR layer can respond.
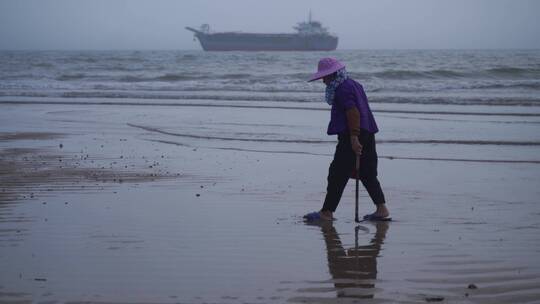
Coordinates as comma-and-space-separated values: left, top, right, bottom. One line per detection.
1, 0, 539, 50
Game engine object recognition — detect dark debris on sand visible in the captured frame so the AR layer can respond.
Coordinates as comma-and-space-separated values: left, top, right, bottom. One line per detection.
0, 132, 180, 204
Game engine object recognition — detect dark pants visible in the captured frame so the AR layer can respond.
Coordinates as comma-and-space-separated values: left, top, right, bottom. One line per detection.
322, 132, 386, 212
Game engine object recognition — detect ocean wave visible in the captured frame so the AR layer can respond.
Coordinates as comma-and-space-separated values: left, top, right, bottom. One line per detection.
371, 96, 540, 106
177, 54, 197, 61
251, 67, 540, 81
3, 100, 540, 117
86, 84, 318, 93
46, 72, 540, 93
0, 73, 41, 81
350, 67, 540, 80
44, 68, 530, 84
352, 69, 464, 80
156, 74, 211, 82
55, 90, 316, 103
118, 74, 206, 82
11, 65, 540, 89
56, 73, 86, 81
467, 82, 540, 90
117, 73, 256, 82
485, 67, 540, 77
99, 56, 146, 63
2, 89, 540, 106
365, 81, 540, 93
31, 62, 55, 69
60, 56, 98, 64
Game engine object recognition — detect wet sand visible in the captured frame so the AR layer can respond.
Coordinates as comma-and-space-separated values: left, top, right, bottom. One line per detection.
1, 101, 540, 303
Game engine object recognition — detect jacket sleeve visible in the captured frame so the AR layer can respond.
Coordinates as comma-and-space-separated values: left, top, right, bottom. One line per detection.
336, 84, 361, 136
346, 108, 360, 136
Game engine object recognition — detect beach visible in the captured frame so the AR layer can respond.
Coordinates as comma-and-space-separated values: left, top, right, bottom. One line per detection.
1, 50, 540, 303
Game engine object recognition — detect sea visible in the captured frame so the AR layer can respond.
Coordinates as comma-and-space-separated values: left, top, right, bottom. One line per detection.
1, 49, 540, 106
1, 49, 540, 165
1, 50, 540, 303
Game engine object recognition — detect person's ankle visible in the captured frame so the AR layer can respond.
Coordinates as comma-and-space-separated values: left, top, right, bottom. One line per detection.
320, 210, 333, 219
376, 204, 389, 216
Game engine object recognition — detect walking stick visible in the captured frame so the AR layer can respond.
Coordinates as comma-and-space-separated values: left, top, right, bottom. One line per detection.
355, 153, 360, 223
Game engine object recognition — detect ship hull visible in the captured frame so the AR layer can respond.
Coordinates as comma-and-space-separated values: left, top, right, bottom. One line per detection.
195, 33, 338, 51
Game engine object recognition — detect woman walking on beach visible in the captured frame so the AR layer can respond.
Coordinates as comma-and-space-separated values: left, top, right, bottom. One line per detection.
304, 58, 390, 221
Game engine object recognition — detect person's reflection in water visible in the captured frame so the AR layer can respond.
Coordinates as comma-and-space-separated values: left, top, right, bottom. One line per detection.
319, 222, 389, 299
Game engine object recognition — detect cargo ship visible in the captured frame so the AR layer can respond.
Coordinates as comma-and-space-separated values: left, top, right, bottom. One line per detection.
186, 14, 338, 51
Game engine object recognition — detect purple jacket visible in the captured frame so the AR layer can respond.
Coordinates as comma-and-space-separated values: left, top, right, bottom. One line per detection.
327, 79, 379, 135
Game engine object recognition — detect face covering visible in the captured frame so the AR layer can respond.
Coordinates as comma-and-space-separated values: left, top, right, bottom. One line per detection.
324, 68, 348, 105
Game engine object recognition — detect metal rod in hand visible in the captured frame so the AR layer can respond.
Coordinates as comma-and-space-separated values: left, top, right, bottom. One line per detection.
355, 153, 360, 223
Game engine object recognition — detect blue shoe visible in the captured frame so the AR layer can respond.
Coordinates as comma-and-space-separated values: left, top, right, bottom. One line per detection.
303, 211, 322, 222
363, 213, 392, 221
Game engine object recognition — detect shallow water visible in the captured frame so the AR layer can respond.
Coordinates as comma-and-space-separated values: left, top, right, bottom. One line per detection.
1, 101, 540, 303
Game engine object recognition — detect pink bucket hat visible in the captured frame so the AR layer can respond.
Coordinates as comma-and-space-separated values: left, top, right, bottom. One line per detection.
308, 57, 346, 82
